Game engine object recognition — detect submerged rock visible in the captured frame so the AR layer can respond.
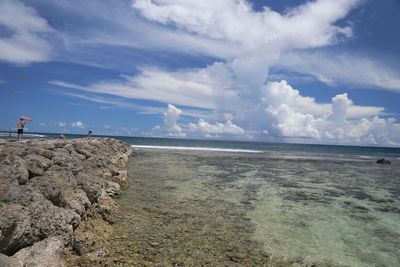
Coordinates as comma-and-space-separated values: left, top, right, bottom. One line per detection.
376, 158, 391, 164
0, 138, 132, 266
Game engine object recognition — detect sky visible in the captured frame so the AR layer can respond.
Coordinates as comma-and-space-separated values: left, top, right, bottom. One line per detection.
1, 0, 400, 146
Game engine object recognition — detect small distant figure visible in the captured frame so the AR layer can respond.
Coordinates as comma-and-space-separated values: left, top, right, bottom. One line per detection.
87, 130, 92, 138
17, 118, 25, 140
17, 116, 32, 140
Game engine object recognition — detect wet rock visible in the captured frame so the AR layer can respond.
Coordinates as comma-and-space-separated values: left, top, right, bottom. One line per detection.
89, 191, 119, 223
376, 158, 391, 164
72, 218, 112, 255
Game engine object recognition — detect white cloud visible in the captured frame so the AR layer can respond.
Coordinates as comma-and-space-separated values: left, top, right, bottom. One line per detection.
16, 0, 398, 94
26, 0, 399, 145
42, 0, 399, 93
0, 0, 53, 64
50, 62, 237, 110
151, 104, 246, 138
188, 119, 246, 137
71, 121, 85, 128
142, 80, 398, 145
57, 122, 67, 127
152, 104, 186, 137
163, 104, 185, 136
130, 0, 362, 92
164, 104, 181, 128
133, 0, 357, 50
278, 51, 400, 91
0, 79, 6, 84
256, 81, 400, 145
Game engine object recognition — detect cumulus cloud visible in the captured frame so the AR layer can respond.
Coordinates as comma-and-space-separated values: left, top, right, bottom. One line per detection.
152, 104, 246, 138
151, 104, 186, 137
163, 104, 185, 137
254, 81, 400, 145
57, 122, 67, 127
188, 119, 246, 137
152, 96, 399, 145
0, 0, 53, 64
146, 81, 400, 145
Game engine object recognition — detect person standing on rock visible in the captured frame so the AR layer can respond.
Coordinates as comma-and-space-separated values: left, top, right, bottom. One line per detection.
17, 117, 25, 140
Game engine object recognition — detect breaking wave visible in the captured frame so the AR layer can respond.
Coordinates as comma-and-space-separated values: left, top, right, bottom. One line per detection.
132, 145, 263, 153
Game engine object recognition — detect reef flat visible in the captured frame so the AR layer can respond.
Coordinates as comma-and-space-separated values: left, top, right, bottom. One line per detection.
0, 138, 132, 266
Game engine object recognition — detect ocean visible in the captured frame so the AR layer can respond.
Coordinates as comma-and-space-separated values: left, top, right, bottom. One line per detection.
2, 133, 400, 266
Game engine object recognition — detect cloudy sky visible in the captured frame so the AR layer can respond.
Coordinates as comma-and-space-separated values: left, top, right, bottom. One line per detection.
1, 0, 400, 146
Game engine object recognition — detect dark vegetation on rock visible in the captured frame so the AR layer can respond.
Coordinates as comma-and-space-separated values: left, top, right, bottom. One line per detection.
0, 138, 132, 266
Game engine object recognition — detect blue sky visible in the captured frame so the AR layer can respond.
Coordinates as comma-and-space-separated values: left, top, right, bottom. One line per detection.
1, 0, 400, 146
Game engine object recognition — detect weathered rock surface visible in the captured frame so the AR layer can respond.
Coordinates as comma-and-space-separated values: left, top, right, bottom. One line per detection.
376, 158, 391, 164
0, 138, 132, 266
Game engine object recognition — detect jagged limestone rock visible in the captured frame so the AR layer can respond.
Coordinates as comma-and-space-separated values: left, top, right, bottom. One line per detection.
0, 138, 132, 266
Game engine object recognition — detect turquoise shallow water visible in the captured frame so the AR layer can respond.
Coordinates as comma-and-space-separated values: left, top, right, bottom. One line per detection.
110, 145, 400, 266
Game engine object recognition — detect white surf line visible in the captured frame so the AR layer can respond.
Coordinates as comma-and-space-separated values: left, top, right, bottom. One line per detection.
132, 145, 263, 153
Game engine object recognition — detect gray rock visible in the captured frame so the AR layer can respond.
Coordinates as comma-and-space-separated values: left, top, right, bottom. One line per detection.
0, 253, 21, 267
0, 186, 80, 255
29, 170, 77, 206
12, 236, 67, 267
0, 138, 133, 265
61, 188, 91, 216
0, 154, 29, 185
105, 180, 121, 197
24, 154, 52, 178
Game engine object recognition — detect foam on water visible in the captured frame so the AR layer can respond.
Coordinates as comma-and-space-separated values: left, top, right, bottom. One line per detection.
132, 144, 263, 153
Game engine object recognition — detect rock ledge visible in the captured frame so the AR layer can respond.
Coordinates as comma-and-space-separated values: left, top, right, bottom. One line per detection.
0, 138, 132, 266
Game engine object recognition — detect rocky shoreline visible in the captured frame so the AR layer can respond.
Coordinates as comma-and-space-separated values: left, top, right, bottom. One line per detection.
0, 138, 133, 266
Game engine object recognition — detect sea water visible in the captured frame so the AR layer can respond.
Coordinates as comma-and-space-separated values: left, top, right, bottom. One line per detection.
106, 138, 400, 266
